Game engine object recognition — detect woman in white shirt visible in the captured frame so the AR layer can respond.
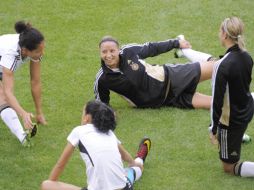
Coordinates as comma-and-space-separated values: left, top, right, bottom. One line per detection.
0, 21, 47, 146
41, 100, 151, 190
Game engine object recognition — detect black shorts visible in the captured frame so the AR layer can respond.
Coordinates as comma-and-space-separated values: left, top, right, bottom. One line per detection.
218, 123, 248, 164
163, 62, 201, 109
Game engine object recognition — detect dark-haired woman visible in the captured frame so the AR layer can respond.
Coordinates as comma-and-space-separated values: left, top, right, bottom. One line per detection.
0, 21, 47, 146
41, 100, 151, 190
94, 35, 215, 110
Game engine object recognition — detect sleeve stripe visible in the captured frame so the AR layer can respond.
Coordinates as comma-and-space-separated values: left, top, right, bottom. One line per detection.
210, 53, 230, 128
10, 57, 18, 71
94, 68, 104, 100
120, 43, 143, 52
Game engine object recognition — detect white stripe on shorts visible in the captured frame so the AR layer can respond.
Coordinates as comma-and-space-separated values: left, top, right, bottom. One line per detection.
221, 129, 228, 159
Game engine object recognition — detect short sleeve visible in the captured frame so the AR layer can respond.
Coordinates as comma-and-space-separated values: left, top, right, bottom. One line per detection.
67, 127, 80, 147
0, 54, 17, 71
109, 130, 121, 144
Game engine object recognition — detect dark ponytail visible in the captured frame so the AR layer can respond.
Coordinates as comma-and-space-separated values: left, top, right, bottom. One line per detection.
15, 21, 31, 34
14, 21, 44, 51
85, 100, 116, 133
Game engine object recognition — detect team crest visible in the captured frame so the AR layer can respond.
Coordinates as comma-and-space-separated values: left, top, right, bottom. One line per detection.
131, 63, 139, 71
127, 60, 139, 71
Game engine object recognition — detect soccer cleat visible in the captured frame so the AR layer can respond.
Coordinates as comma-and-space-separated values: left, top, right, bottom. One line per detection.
22, 138, 31, 147
176, 34, 185, 40
30, 123, 37, 138
174, 34, 185, 58
22, 135, 33, 148
242, 134, 251, 144
22, 123, 37, 147
136, 137, 151, 162
25, 123, 37, 138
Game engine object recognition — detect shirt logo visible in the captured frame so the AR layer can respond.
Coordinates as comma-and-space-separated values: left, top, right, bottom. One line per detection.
127, 60, 139, 71
230, 151, 238, 156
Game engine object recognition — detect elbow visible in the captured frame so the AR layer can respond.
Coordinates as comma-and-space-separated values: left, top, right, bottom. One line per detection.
41, 180, 52, 190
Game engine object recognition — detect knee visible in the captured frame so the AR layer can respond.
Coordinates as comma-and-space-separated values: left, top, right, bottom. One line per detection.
199, 61, 215, 81
223, 167, 232, 174
41, 180, 51, 190
222, 163, 235, 175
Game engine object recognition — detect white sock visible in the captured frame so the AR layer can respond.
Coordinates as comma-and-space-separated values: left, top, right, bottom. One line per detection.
135, 157, 144, 165
0, 107, 26, 143
131, 166, 142, 181
240, 161, 254, 177
181, 49, 212, 63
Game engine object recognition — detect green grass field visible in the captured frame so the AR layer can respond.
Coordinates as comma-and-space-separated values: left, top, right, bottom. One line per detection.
1, 0, 254, 189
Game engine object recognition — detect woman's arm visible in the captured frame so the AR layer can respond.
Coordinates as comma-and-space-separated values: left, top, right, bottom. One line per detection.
2, 67, 33, 129
118, 144, 143, 170
124, 39, 191, 59
49, 142, 75, 181
30, 61, 47, 124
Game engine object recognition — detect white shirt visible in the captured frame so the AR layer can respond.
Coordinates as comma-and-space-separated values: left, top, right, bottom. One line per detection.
0, 34, 28, 72
67, 124, 127, 190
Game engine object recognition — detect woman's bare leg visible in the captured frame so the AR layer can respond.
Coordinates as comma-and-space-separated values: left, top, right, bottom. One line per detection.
41, 180, 82, 190
199, 61, 216, 82
192, 92, 211, 109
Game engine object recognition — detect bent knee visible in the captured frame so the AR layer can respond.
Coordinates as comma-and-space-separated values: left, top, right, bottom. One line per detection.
223, 167, 233, 174
41, 180, 52, 190
222, 163, 235, 175
199, 61, 215, 81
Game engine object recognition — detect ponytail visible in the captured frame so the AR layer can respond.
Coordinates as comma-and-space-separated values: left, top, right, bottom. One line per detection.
14, 21, 31, 34
221, 17, 245, 51
14, 21, 44, 51
237, 34, 245, 51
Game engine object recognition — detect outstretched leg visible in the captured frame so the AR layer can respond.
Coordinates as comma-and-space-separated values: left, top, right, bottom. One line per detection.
179, 48, 216, 82
41, 180, 81, 190
181, 48, 212, 63
192, 92, 212, 109
0, 82, 27, 144
126, 137, 151, 186
199, 60, 216, 82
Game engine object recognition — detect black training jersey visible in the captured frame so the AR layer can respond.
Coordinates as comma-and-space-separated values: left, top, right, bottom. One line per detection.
211, 45, 254, 134
94, 39, 179, 108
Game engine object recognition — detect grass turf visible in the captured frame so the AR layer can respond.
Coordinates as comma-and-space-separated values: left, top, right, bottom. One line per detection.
0, 0, 254, 189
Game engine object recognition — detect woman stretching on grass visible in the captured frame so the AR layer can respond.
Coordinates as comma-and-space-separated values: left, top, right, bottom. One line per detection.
94, 35, 215, 110
177, 17, 254, 177
0, 21, 47, 146
209, 17, 254, 177
41, 100, 151, 190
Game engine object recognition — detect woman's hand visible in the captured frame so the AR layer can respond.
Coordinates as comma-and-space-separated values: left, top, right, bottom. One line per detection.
209, 132, 218, 145
36, 113, 47, 125
22, 112, 34, 129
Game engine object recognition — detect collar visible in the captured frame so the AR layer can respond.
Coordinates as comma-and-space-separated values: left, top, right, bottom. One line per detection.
226, 44, 240, 54
219, 44, 240, 59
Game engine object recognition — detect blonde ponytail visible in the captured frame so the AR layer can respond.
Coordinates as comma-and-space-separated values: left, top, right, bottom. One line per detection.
221, 17, 245, 51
